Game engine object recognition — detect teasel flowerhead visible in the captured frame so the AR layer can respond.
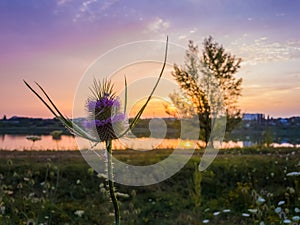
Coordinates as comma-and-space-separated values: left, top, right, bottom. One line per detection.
83, 79, 127, 142
23, 36, 168, 144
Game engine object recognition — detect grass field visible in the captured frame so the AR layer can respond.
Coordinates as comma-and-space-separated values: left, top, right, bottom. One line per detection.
0, 147, 300, 225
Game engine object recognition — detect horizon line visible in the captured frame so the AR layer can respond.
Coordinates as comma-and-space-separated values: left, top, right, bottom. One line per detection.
2, 114, 300, 120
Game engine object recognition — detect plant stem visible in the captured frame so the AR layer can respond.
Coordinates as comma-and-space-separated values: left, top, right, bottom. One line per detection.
106, 139, 120, 225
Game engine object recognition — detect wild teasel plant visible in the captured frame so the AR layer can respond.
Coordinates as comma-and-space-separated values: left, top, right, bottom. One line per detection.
24, 37, 168, 225
84, 78, 127, 142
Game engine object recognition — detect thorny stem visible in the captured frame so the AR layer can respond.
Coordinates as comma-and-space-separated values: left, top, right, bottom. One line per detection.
106, 139, 120, 225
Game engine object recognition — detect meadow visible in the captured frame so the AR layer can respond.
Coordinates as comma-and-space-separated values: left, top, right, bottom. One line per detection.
0, 147, 300, 225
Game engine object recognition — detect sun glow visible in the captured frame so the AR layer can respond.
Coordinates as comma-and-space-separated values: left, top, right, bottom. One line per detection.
128, 97, 176, 118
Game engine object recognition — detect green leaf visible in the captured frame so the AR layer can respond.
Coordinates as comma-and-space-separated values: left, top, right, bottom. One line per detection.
119, 36, 168, 137
23, 80, 99, 142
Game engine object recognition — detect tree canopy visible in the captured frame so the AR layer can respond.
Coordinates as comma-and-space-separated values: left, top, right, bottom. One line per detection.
168, 36, 242, 146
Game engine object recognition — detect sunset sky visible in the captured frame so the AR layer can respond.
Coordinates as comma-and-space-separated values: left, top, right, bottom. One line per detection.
1, 0, 300, 119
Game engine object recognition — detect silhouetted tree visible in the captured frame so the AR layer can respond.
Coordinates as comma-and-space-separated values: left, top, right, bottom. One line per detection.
169, 36, 242, 146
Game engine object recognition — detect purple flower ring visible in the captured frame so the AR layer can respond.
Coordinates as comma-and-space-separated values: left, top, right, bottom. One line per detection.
85, 96, 126, 142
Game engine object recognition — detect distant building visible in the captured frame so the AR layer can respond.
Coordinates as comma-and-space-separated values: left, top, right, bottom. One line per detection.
242, 113, 265, 124
279, 118, 288, 125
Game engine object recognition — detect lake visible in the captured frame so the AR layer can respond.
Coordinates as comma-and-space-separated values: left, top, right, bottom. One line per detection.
0, 134, 78, 150
0, 134, 298, 151
0, 134, 239, 150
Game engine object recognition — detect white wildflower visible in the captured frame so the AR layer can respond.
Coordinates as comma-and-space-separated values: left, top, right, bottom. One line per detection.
0, 206, 5, 215
116, 192, 130, 198
213, 211, 220, 216
26, 219, 36, 225
100, 187, 106, 193
4, 190, 13, 195
286, 172, 300, 176
278, 200, 285, 206
257, 196, 266, 204
292, 216, 300, 221
74, 210, 84, 217
275, 207, 282, 214
223, 209, 231, 213
248, 208, 258, 213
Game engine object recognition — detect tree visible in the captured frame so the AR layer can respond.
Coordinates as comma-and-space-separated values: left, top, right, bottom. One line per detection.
169, 36, 242, 147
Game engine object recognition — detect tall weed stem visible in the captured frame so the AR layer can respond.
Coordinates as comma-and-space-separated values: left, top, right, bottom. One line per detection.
106, 139, 120, 225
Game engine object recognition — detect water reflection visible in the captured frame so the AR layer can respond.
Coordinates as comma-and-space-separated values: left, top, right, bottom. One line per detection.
0, 134, 78, 150
0, 134, 299, 151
